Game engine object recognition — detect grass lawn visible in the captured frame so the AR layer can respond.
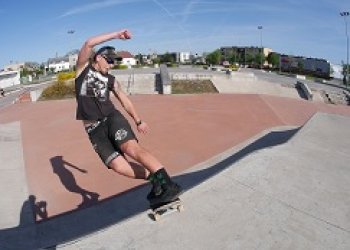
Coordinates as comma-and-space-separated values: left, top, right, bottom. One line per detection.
171, 80, 218, 94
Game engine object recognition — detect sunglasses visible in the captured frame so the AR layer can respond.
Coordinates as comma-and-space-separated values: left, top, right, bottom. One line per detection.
102, 55, 114, 65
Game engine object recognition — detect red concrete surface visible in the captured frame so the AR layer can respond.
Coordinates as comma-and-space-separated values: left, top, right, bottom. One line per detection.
16, 92, 31, 103
0, 94, 350, 221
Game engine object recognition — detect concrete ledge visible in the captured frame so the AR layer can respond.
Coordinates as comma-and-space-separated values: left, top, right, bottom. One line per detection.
296, 81, 313, 100
159, 64, 171, 94
171, 73, 212, 80
30, 89, 43, 102
296, 74, 306, 80
0, 122, 32, 229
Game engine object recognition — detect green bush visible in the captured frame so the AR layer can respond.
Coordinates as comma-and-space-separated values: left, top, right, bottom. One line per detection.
166, 63, 178, 68
40, 80, 75, 100
113, 64, 128, 70
57, 71, 76, 81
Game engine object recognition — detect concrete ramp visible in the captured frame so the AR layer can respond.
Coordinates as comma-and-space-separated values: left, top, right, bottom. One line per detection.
115, 74, 158, 94
57, 113, 350, 249
211, 74, 300, 99
211, 72, 325, 101
230, 112, 350, 230
0, 122, 32, 229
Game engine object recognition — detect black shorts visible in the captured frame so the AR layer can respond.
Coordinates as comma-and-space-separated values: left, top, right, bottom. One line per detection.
84, 110, 137, 168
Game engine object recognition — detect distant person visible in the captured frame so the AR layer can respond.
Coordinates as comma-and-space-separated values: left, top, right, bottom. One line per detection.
343, 75, 348, 86
0, 88, 4, 97
74, 29, 182, 206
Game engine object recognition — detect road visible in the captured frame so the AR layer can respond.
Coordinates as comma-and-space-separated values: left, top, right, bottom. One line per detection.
0, 81, 54, 110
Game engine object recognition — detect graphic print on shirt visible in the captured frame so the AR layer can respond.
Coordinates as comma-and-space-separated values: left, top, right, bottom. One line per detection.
80, 69, 109, 101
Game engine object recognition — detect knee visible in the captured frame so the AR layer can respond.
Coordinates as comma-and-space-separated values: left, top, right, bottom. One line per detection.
121, 141, 147, 159
121, 140, 140, 156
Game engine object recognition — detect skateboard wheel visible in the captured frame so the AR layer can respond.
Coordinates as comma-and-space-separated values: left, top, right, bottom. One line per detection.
153, 213, 160, 221
177, 205, 184, 212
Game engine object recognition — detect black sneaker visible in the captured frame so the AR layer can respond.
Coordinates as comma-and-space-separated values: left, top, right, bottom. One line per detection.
147, 184, 162, 202
149, 182, 183, 206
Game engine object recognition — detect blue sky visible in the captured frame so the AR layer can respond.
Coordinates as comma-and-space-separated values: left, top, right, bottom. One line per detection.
0, 0, 349, 69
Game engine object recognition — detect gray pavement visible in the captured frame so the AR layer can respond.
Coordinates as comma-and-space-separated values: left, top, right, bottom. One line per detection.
52, 112, 350, 250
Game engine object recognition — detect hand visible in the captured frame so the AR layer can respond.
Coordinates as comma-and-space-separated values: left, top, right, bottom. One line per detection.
118, 29, 132, 40
137, 121, 149, 134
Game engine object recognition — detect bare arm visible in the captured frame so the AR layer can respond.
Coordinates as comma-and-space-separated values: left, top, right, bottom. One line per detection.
112, 81, 149, 134
75, 29, 132, 75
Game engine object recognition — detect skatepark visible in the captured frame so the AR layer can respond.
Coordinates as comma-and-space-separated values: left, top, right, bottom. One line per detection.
0, 68, 350, 249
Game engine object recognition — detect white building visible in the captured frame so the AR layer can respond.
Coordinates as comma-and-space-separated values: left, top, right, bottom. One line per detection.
0, 70, 20, 89
116, 51, 136, 68
178, 52, 191, 63
330, 64, 343, 79
68, 54, 78, 70
47, 51, 78, 73
47, 57, 70, 73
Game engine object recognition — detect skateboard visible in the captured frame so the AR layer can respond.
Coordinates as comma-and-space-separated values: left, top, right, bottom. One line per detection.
150, 198, 184, 221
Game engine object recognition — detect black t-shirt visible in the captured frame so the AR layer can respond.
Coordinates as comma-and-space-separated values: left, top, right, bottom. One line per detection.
75, 64, 116, 120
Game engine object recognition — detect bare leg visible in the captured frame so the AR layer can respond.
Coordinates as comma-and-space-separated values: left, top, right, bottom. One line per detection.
119, 140, 182, 204
120, 140, 163, 174
109, 155, 149, 179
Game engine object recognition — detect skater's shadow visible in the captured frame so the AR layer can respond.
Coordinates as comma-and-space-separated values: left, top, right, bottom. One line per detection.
29, 195, 48, 221
0, 195, 53, 250
50, 156, 99, 209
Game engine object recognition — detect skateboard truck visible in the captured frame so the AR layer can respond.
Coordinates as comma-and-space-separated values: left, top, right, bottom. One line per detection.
150, 198, 184, 221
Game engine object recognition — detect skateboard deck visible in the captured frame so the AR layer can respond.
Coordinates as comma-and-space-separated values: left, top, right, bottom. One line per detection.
150, 198, 184, 221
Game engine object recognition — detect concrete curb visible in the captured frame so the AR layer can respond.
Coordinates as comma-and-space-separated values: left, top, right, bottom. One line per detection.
0, 122, 32, 229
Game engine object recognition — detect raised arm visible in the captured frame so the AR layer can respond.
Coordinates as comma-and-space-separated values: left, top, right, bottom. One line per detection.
75, 29, 132, 75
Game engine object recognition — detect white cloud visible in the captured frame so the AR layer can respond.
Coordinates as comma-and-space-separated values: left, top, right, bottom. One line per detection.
181, 0, 200, 24
59, 0, 145, 18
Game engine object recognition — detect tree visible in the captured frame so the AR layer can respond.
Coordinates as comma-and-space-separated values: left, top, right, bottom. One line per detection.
228, 53, 238, 64
254, 53, 265, 68
267, 53, 280, 68
206, 50, 222, 65
245, 54, 254, 65
161, 53, 175, 64
297, 61, 304, 74
20, 68, 31, 78
135, 53, 144, 65
152, 57, 160, 65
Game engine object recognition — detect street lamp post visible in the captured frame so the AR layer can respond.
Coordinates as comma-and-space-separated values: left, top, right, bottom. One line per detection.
340, 11, 349, 87
67, 30, 76, 71
258, 26, 263, 69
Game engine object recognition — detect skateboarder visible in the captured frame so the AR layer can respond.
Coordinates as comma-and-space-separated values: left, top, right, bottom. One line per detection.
74, 29, 182, 205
